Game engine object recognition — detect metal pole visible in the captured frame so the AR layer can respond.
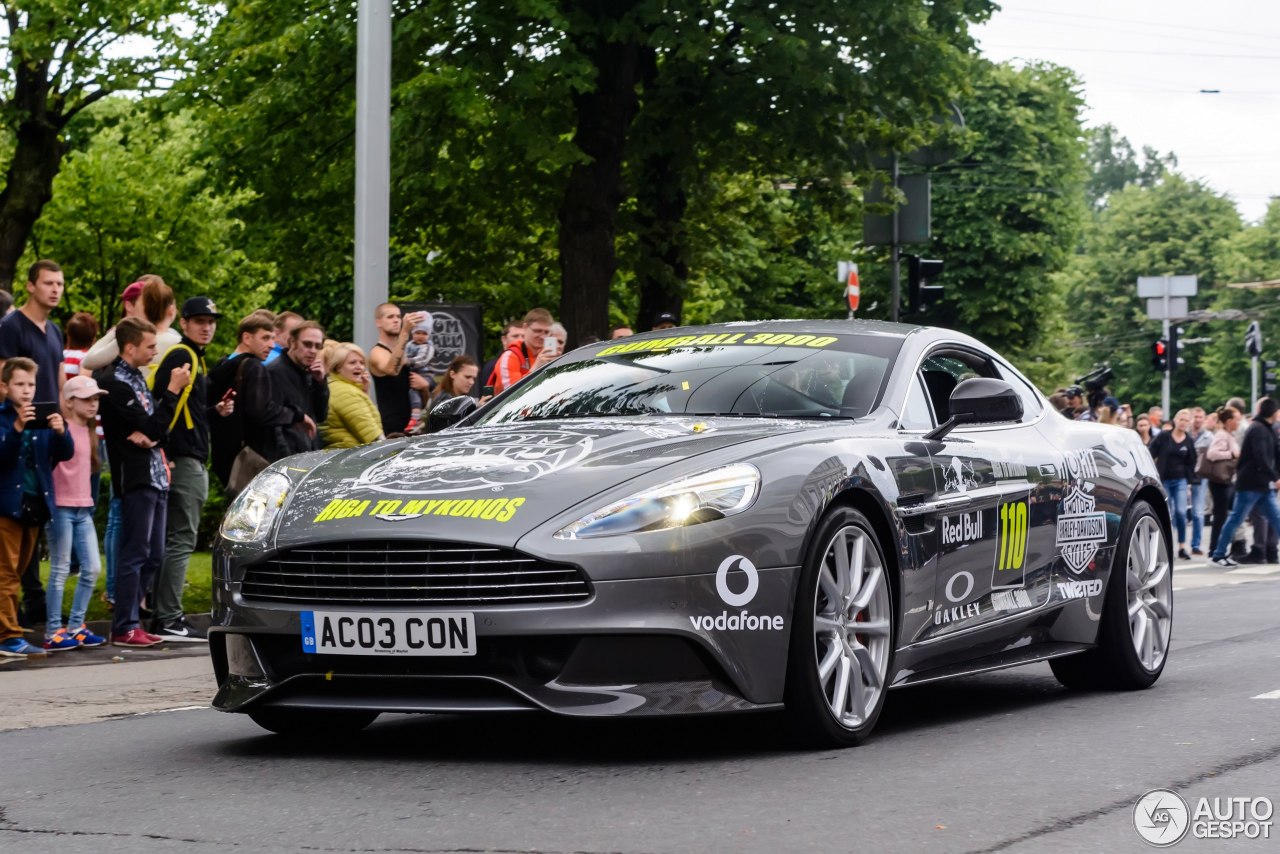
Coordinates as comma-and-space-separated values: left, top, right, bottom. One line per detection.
889, 152, 901, 323
354, 0, 392, 370
1252, 355, 1260, 412
1162, 289, 1171, 417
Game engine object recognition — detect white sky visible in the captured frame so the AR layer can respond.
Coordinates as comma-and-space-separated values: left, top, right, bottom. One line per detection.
974, 0, 1280, 222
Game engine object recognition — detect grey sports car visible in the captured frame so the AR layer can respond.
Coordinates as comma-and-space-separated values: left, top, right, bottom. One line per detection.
211, 320, 1173, 747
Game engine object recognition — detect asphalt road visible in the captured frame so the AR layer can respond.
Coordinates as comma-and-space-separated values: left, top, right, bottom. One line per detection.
2, 575, 1277, 854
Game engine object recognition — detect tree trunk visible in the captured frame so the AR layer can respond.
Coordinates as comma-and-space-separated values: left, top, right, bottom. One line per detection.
0, 65, 67, 292
634, 147, 690, 332
557, 5, 645, 346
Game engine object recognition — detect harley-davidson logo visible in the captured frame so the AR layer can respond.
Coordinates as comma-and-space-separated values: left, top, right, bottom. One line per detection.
351, 429, 594, 494
1056, 483, 1107, 573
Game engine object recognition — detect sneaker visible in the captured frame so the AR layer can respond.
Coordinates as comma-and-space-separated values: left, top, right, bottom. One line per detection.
1191, 549, 1204, 556
153, 617, 207, 643
1211, 556, 1239, 568
43, 629, 81, 653
0, 638, 48, 659
111, 628, 163, 648
1177, 547, 1191, 560
67, 624, 107, 649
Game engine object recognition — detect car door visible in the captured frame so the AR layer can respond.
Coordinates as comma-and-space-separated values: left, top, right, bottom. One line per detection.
912, 349, 1061, 642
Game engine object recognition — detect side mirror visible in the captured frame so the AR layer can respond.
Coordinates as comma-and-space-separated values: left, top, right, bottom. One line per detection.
925, 377, 1022, 441
427, 395, 478, 433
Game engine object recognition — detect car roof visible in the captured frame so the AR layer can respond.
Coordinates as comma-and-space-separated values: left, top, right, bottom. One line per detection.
618, 318, 926, 340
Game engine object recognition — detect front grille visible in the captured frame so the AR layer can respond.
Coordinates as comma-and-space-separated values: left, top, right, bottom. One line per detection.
240, 541, 591, 607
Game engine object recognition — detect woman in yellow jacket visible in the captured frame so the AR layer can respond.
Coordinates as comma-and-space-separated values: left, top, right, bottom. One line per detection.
322, 343, 385, 449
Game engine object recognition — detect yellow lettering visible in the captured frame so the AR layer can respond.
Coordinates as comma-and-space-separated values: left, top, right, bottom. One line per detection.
481, 500, 504, 520
467, 499, 492, 518
808, 336, 837, 348
497, 497, 525, 522
313, 498, 344, 523
450, 500, 474, 516
724, 333, 744, 343
744, 333, 771, 344
403, 499, 427, 515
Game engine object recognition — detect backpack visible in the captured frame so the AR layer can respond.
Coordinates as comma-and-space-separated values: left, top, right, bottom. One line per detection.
146, 343, 204, 432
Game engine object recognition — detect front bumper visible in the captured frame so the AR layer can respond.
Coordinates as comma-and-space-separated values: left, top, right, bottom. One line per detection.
210, 567, 800, 718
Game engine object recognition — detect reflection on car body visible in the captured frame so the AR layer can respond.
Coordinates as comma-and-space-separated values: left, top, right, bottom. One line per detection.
211, 320, 1173, 747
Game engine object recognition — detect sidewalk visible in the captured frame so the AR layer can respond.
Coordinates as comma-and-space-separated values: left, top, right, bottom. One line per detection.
1, 615, 211, 671
0, 654, 214, 730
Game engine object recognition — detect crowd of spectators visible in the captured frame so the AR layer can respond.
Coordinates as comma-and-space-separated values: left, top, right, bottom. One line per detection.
0, 258, 677, 659
1048, 380, 1280, 569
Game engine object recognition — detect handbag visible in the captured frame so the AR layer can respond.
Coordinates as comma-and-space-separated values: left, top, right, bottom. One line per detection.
227, 445, 270, 497
1197, 449, 1236, 485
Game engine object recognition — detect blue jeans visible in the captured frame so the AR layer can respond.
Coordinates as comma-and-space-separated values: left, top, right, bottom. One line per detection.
104, 495, 121, 601
1212, 490, 1280, 559
1190, 479, 1208, 551
1163, 478, 1189, 546
45, 506, 102, 637
112, 487, 167, 636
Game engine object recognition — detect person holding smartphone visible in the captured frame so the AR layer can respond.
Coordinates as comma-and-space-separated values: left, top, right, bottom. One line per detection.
0, 357, 73, 659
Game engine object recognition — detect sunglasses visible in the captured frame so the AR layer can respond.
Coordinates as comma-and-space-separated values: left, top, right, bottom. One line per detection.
298, 340, 323, 350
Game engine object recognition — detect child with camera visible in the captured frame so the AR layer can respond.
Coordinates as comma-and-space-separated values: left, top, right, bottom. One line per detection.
0, 357, 73, 659
43, 376, 111, 651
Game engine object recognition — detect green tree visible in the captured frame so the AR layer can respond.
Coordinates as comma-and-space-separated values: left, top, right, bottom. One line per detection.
26, 100, 275, 351
1197, 199, 1280, 407
0, 0, 198, 291
1058, 174, 1241, 410
1084, 123, 1176, 211
906, 60, 1088, 384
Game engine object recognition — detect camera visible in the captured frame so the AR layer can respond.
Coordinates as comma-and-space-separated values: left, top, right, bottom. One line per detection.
1074, 364, 1115, 409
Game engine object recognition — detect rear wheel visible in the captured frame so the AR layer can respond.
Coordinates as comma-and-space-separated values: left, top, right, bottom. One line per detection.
246, 707, 380, 738
785, 507, 895, 748
1051, 500, 1172, 690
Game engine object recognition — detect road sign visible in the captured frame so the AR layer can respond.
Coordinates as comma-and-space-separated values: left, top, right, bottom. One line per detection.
863, 174, 931, 246
1137, 275, 1198, 298
1246, 321, 1264, 357
1145, 297, 1187, 319
846, 265, 860, 313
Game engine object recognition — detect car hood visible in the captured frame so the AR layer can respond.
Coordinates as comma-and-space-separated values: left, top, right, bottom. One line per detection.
272, 417, 815, 549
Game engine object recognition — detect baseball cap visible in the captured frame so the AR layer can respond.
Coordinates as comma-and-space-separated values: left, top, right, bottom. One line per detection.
655, 312, 679, 325
63, 375, 108, 400
181, 296, 223, 319
120, 281, 144, 303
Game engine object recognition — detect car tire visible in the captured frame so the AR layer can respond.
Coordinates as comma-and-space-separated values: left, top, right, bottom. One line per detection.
784, 506, 896, 748
1050, 499, 1172, 691
246, 707, 380, 738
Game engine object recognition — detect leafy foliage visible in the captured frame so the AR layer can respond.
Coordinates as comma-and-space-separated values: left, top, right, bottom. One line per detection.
26, 100, 276, 354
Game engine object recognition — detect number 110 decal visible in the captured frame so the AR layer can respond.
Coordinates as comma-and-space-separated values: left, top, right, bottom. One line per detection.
992, 494, 1031, 589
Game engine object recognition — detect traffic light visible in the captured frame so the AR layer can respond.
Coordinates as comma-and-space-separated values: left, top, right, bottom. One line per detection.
905, 255, 944, 314
1266, 360, 1278, 396
1168, 325, 1185, 373
1151, 339, 1168, 372
1246, 321, 1264, 358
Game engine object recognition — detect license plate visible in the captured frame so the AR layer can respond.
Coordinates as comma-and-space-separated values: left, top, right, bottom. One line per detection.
300, 610, 476, 656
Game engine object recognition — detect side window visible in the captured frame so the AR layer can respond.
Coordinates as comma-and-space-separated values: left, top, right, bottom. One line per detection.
918, 352, 997, 422
992, 360, 1044, 421
899, 375, 934, 431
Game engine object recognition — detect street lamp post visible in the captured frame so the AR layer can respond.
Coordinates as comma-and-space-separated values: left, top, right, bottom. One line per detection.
354, 0, 392, 370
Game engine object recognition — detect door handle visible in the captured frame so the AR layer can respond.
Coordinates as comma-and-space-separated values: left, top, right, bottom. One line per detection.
898, 495, 973, 517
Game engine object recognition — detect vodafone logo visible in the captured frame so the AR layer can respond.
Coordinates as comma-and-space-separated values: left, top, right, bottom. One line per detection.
716, 555, 759, 606
692, 555, 784, 633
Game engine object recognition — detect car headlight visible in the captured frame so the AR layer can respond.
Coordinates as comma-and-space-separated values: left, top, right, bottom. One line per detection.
220, 470, 292, 543
555, 463, 760, 540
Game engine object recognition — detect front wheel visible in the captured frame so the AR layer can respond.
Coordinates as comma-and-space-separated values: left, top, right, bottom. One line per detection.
784, 507, 895, 748
246, 707, 380, 738
1051, 499, 1172, 690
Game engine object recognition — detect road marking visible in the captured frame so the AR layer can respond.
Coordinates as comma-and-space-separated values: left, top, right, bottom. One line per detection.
126, 705, 208, 717
1227, 566, 1280, 576
1252, 690, 1280, 700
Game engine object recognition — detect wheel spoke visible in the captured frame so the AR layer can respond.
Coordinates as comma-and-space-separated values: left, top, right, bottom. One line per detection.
1128, 597, 1144, 619
818, 565, 841, 608
1146, 530, 1159, 577
853, 619, 891, 637
831, 655, 851, 718
847, 649, 866, 721
848, 533, 866, 606
1148, 599, 1171, 620
831, 534, 852, 604
852, 644, 883, 690
851, 567, 883, 612
814, 615, 843, 637
1131, 609, 1149, 657
817, 641, 841, 683
1141, 559, 1170, 593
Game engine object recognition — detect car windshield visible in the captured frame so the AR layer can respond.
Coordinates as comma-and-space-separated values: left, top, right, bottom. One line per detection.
473, 331, 903, 425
